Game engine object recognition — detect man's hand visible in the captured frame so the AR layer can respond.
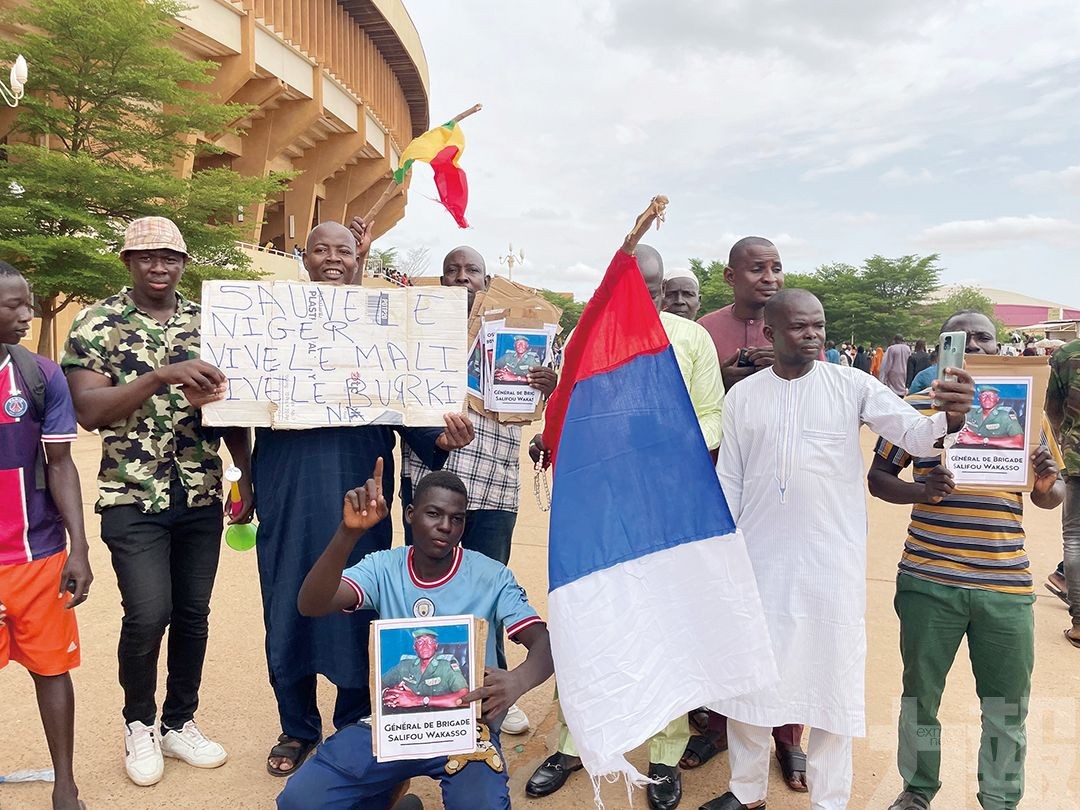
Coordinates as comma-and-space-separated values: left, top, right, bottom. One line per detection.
527, 366, 558, 398
156, 360, 226, 392
226, 476, 256, 525
435, 413, 474, 451
746, 346, 775, 369
342, 457, 389, 531
1032, 446, 1059, 495
180, 382, 227, 408
922, 465, 955, 504
0, 599, 7, 627
528, 433, 551, 468
60, 550, 93, 608
348, 216, 374, 255
457, 667, 523, 726
932, 367, 976, 431
382, 684, 424, 709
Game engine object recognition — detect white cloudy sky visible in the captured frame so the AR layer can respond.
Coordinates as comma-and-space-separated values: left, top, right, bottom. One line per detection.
380, 1, 1080, 307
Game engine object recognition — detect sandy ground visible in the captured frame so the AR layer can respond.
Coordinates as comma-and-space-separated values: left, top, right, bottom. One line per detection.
3, 427, 1080, 810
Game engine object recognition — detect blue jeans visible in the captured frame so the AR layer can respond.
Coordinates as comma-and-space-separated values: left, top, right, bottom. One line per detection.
277, 723, 510, 810
271, 672, 370, 745
1063, 478, 1080, 623
400, 478, 517, 668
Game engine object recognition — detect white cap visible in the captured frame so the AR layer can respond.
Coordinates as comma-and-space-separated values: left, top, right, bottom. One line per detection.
664, 267, 699, 288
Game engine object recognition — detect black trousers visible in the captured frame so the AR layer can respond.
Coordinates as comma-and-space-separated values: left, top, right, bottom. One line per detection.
100, 478, 222, 731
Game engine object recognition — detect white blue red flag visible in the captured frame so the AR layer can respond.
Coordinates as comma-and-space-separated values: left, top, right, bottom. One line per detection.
541, 249, 777, 782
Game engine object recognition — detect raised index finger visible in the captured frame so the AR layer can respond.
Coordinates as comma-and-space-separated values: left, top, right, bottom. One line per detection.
372, 456, 384, 498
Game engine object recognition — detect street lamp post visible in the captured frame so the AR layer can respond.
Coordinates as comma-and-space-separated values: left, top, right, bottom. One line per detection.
0, 55, 27, 107
500, 243, 525, 281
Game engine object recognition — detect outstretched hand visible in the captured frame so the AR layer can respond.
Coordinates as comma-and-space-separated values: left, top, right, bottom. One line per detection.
342, 457, 389, 531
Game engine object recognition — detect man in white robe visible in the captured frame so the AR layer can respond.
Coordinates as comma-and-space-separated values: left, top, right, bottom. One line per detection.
702, 290, 974, 810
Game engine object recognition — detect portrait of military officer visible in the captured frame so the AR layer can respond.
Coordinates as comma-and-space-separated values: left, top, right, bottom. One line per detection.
956, 385, 1027, 449
493, 335, 543, 384
381, 628, 469, 711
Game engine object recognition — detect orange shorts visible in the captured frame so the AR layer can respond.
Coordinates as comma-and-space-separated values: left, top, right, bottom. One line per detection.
0, 551, 80, 676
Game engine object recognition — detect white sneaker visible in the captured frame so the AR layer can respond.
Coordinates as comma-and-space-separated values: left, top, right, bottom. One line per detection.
502, 703, 530, 735
160, 720, 228, 769
124, 721, 164, 786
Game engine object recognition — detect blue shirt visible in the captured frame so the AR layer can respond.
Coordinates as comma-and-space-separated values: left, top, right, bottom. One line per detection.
825, 348, 841, 364
342, 546, 543, 667
909, 364, 937, 394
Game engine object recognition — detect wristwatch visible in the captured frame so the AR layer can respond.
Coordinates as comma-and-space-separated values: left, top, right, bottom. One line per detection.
422, 696, 430, 707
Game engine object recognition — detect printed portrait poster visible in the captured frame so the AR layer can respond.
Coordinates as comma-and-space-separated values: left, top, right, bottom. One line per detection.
489, 329, 552, 413
944, 355, 1050, 492
370, 615, 485, 762
466, 331, 482, 399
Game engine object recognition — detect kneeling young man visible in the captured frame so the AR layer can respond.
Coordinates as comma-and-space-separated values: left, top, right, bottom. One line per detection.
279, 459, 553, 810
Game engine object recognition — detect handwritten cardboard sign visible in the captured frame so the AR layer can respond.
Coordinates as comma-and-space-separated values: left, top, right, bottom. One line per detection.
199, 281, 467, 428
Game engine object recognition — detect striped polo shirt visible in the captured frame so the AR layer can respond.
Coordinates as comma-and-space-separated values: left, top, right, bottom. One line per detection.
874, 391, 1032, 594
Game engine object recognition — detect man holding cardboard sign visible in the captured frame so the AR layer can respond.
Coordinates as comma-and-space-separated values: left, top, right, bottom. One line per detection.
867, 310, 1063, 810
253, 220, 475, 777
402, 246, 557, 737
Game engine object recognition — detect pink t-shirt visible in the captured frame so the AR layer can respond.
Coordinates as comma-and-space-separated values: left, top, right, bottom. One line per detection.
697, 304, 768, 363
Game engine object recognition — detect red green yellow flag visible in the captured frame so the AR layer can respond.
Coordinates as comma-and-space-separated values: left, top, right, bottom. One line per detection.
394, 119, 469, 228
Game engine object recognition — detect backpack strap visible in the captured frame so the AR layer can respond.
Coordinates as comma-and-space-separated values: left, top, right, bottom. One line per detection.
6, 344, 48, 490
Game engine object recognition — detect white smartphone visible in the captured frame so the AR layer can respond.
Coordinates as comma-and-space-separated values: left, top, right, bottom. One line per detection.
936, 331, 966, 383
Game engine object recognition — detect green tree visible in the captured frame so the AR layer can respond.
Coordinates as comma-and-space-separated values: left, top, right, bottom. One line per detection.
921, 285, 1007, 341
0, 0, 290, 354
689, 257, 733, 315
688, 252, 945, 347
539, 289, 585, 335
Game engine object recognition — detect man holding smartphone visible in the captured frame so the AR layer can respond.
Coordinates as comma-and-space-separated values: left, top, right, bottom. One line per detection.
868, 309, 1064, 810
698, 237, 785, 393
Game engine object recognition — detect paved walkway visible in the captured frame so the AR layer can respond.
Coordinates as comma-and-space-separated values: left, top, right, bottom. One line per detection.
2, 428, 1078, 808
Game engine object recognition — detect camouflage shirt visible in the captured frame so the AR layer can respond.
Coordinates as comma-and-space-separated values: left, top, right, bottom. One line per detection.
1048, 339, 1080, 478
61, 288, 223, 512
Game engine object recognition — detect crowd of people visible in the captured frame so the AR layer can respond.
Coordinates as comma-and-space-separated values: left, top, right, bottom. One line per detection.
1, 213, 1077, 810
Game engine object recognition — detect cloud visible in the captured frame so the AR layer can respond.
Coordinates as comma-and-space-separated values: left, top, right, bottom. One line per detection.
880, 167, 935, 186
1013, 166, 1080, 193
915, 215, 1080, 250
512, 262, 605, 298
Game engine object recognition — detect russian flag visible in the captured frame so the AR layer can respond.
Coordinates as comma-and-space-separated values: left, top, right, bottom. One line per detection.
542, 250, 777, 782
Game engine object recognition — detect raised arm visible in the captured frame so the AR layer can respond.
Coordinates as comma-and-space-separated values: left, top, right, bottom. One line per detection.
860, 368, 973, 458
297, 458, 388, 616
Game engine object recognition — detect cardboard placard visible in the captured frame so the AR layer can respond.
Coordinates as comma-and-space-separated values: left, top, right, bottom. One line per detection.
465, 277, 562, 424
199, 280, 467, 428
369, 615, 487, 762
945, 354, 1050, 493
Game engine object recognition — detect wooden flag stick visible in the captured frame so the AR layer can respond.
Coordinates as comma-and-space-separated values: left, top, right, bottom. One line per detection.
364, 103, 484, 223
621, 195, 670, 255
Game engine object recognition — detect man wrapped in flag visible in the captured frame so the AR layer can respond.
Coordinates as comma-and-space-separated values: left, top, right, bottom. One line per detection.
536, 197, 778, 794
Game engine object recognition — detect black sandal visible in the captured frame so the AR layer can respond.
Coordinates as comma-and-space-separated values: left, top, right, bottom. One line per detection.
776, 745, 808, 792
267, 733, 320, 777
699, 791, 764, 810
679, 733, 727, 769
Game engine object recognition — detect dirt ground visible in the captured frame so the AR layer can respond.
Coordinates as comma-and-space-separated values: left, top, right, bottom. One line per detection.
3, 427, 1079, 809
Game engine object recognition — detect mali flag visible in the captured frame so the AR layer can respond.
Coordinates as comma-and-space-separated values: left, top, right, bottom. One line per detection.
394, 120, 469, 228
540, 249, 777, 783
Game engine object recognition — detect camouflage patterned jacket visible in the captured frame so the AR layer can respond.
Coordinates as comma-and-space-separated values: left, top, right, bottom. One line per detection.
62, 289, 223, 512
1047, 339, 1080, 478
